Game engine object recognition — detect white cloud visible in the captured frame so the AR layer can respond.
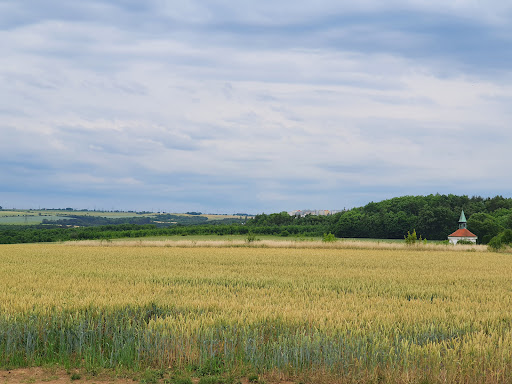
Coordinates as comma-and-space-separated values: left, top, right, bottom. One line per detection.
1, 1, 511, 211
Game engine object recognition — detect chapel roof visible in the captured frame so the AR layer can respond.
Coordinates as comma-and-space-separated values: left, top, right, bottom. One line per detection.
448, 228, 477, 238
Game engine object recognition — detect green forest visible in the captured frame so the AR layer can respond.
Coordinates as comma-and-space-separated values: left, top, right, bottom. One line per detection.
1, 194, 511, 245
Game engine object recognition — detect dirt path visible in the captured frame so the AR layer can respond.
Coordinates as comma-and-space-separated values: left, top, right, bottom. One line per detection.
0, 368, 298, 384
1, 368, 138, 384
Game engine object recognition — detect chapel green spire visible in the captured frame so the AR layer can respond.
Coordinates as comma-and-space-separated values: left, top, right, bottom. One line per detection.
458, 210, 467, 229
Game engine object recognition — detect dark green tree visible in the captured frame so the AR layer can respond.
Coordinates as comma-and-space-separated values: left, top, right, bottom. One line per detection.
467, 213, 503, 244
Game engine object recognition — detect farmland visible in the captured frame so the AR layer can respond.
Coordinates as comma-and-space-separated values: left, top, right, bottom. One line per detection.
0, 210, 243, 226
0, 210, 149, 225
1, 242, 512, 383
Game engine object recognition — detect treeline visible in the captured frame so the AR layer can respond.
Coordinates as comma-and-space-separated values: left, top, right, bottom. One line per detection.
0, 224, 155, 244
0, 223, 324, 244
331, 194, 512, 242
1, 194, 512, 244
247, 194, 512, 243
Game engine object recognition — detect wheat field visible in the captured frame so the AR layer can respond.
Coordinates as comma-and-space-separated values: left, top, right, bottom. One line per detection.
1, 243, 511, 383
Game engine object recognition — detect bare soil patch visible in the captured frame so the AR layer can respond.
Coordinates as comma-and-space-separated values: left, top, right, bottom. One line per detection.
0, 368, 299, 384
0, 368, 133, 384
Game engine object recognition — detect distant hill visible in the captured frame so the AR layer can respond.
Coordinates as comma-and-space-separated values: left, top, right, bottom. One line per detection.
330, 194, 512, 242
247, 194, 512, 243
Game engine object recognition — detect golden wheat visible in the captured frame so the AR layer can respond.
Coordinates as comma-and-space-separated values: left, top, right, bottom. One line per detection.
0, 243, 511, 382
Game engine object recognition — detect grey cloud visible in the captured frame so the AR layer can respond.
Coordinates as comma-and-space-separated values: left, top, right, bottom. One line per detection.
1, 1, 512, 211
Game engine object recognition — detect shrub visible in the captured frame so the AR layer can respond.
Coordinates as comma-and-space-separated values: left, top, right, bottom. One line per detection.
488, 229, 512, 252
456, 239, 474, 245
246, 232, 257, 243
404, 230, 417, 245
322, 232, 336, 242
488, 236, 503, 251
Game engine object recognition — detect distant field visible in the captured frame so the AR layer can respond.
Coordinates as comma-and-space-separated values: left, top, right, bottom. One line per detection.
0, 211, 144, 225
0, 242, 507, 383
0, 210, 241, 224
156, 213, 251, 220
0, 214, 71, 225
33, 210, 154, 218
0, 210, 150, 219
0, 210, 36, 217
201, 214, 252, 220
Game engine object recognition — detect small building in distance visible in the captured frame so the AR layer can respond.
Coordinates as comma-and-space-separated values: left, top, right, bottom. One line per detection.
448, 210, 478, 244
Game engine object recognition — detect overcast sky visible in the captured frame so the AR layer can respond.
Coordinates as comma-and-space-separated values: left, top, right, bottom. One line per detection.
1, 1, 512, 213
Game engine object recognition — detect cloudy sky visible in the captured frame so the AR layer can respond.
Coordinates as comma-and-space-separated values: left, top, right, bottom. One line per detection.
1, 1, 512, 213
